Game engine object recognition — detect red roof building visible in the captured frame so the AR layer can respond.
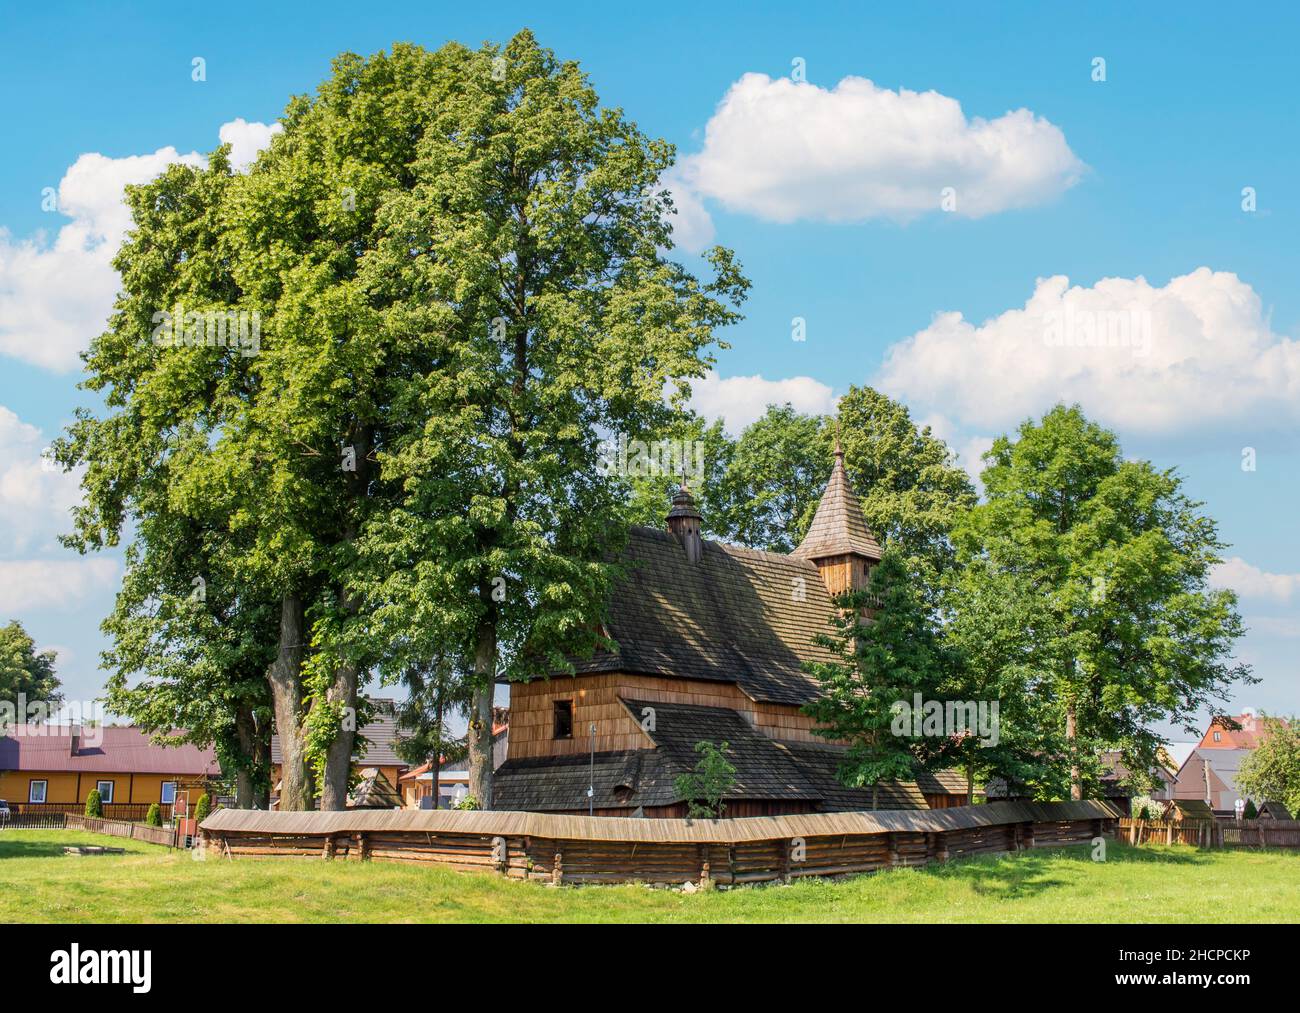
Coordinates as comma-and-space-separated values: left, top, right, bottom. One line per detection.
0, 724, 218, 817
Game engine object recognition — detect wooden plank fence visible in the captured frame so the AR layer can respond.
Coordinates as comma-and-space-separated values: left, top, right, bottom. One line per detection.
199, 800, 1120, 886
1118, 818, 1300, 850
1, 809, 179, 847
71, 814, 179, 848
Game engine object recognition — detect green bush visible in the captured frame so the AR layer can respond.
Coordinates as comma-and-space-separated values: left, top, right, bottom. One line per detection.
84, 789, 103, 818
454, 794, 479, 811
194, 793, 211, 822
1243, 798, 1258, 819
145, 802, 162, 827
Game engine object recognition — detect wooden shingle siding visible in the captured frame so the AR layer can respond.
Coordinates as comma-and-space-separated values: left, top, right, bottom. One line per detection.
507, 673, 824, 761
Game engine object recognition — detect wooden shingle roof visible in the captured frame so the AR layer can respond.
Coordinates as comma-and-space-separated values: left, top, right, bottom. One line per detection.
493, 698, 930, 813
565, 526, 840, 706
790, 446, 882, 563
625, 698, 822, 802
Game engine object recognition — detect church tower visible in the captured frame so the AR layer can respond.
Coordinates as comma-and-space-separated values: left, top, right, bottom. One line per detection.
791, 442, 882, 596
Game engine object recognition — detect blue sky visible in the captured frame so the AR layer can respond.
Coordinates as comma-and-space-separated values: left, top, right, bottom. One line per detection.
1, 1, 1297, 737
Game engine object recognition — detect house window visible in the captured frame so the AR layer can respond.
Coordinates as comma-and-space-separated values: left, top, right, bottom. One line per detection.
553, 700, 573, 739
1212, 731, 1222, 742
96, 780, 115, 804
29, 780, 47, 803
160, 782, 177, 805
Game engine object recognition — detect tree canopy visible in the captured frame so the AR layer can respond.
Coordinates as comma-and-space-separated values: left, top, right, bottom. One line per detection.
0, 620, 62, 718
953, 404, 1251, 799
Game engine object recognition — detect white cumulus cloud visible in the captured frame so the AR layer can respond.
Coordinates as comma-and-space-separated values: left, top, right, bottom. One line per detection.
1211, 557, 1300, 603
219, 117, 283, 173
878, 268, 1300, 438
0, 120, 280, 372
688, 371, 837, 434
0, 558, 119, 612
674, 72, 1083, 235
0, 405, 82, 556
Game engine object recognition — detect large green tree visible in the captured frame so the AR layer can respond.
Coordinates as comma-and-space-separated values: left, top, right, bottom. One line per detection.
955, 404, 1252, 799
345, 32, 747, 806
59, 45, 478, 809
0, 620, 62, 718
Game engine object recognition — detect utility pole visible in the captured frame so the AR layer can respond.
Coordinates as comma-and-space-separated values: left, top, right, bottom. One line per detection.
588, 722, 596, 817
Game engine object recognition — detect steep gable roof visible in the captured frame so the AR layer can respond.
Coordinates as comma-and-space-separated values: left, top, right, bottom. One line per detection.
565, 527, 838, 705
790, 446, 882, 562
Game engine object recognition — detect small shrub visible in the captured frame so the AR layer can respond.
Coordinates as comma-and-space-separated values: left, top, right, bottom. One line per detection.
145, 803, 162, 827
1243, 798, 1258, 820
454, 794, 479, 811
674, 740, 737, 820
84, 789, 103, 818
194, 793, 211, 822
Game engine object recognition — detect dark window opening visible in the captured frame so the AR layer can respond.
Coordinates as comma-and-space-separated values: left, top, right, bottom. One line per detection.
553, 700, 573, 739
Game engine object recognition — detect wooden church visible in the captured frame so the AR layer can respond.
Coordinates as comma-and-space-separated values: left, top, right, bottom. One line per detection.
493, 445, 968, 816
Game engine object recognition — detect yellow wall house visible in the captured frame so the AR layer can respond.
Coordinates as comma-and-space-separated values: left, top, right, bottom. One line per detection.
0, 724, 219, 819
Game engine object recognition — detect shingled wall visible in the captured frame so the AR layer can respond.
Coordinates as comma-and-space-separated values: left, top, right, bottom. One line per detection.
199, 800, 1120, 886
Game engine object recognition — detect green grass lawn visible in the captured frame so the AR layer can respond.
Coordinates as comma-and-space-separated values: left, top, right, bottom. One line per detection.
2, 829, 1297, 923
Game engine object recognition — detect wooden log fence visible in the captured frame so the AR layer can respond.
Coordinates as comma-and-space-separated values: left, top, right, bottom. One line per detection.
198, 800, 1121, 886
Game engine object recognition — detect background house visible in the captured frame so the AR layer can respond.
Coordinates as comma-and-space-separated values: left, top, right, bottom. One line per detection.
398, 721, 508, 809
269, 699, 407, 809
1172, 747, 1249, 817
0, 724, 218, 820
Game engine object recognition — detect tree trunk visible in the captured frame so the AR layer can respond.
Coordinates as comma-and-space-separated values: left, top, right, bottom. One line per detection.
467, 608, 497, 810
319, 661, 360, 810
233, 705, 269, 809
430, 695, 444, 810
267, 594, 314, 810
966, 762, 975, 806
1066, 697, 1082, 801
319, 424, 370, 810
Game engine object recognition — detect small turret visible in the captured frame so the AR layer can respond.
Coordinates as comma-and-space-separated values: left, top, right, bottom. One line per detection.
791, 440, 882, 595
666, 479, 704, 563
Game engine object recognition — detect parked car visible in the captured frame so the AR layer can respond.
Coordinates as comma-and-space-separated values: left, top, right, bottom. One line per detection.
0, 799, 10, 826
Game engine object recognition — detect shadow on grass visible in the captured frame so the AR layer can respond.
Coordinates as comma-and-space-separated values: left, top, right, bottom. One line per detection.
0, 831, 143, 860
0, 837, 96, 859
917, 841, 1214, 902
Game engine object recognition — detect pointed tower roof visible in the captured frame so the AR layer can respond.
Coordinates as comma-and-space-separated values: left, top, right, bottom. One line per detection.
791, 442, 882, 562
